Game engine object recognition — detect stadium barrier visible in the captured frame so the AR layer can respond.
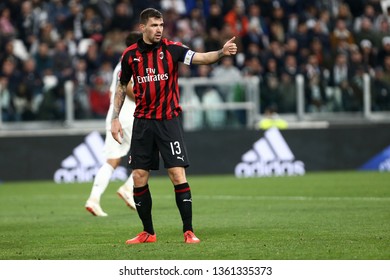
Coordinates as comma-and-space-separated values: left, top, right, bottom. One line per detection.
1, 74, 390, 131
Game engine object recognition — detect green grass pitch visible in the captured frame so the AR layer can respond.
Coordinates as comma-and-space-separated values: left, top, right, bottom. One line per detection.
0, 171, 389, 260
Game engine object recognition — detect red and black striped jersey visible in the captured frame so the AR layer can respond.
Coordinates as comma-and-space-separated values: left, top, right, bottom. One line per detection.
119, 38, 195, 120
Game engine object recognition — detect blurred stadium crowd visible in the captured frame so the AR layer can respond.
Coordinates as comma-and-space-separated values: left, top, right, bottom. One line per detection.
1, 0, 390, 122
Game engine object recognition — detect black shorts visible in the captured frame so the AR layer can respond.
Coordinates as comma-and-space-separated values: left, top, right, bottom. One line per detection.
129, 116, 190, 170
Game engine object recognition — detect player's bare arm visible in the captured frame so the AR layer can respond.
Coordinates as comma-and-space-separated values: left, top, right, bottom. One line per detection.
111, 82, 127, 144
192, 36, 237, 65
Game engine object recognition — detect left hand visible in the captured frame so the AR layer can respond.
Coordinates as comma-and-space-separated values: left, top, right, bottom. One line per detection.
222, 36, 238, 56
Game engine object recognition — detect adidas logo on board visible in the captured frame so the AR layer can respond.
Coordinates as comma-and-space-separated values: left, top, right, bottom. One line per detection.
235, 127, 305, 177
54, 131, 128, 183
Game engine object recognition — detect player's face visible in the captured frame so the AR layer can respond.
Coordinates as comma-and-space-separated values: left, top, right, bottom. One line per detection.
142, 17, 164, 44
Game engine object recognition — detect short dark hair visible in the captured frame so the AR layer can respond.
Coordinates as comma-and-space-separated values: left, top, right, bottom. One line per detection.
125, 31, 142, 47
139, 8, 162, 24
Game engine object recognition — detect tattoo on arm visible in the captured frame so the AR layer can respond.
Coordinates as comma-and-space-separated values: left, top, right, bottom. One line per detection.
218, 49, 224, 59
111, 83, 127, 120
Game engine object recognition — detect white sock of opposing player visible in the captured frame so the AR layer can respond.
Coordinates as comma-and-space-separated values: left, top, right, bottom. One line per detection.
123, 173, 134, 192
89, 163, 114, 202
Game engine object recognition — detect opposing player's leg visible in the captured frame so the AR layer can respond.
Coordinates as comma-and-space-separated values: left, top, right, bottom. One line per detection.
117, 172, 136, 210
86, 158, 120, 216
86, 128, 131, 216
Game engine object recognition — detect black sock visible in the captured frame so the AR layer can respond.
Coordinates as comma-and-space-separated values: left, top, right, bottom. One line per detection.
174, 182, 193, 233
133, 184, 154, 235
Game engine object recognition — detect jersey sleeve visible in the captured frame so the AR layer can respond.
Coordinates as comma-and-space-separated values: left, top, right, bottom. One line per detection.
119, 51, 133, 85
168, 43, 195, 65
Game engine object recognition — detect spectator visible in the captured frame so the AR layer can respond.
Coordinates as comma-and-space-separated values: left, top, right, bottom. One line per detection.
81, 40, 102, 83
81, 5, 104, 43
33, 41, 53, 77
258, 105, 288, 130
308, 20, 331, 55
330, 18, 355, 53
12, 84, 32, 121
268, 20, 285, 44
289, 20, 310, 57
245, 42, 262, 61
100, 41, 121, 69
270, 2, 289, 34
377, 36, 390, 67
328, 52, 352, 111
210, 56, 243, 102
224, 0, 249, 38
377, 18, 390, 44
20, 57, 43, 112
282, 54, 299, 79
353, 3, 377, 32
63, 29, 78, 57
88, 75, 110, 119
161, 8, 179, 39
0, 76, 13, 121
242, 3, 268, 52
263, 40, 285, 70
206, 3, 224, 31
383, 54, 390, 82
62, 0, 84, 42
38, 22, 60, 49
51, 39, 73, 83
16, 1, 40, 50
279, 55, 299, 113
0, 57, 21, 105
336, 2, 354, 29
188, 7, 206, 39
261, 57, 281, 113
37, 75, 65, 120
179, 64, 203, 131
304, 54, 328, 112
278, 71, 297, 114
0, 6, 17, 40
160, 0, 186, 15
359, 40, 377, 71
109, 2, 134, 32
354, 17, 381, 48
204, 27, 222, 52
317, 9, 332, 35
45, 0, 71, 34
348, 65, 365, 111
71, 58, 91, 119
309, 37, 332, 69
242, 55, 263, 77
371, 66, 390, 111
199, 64, 226, 128
284, 37, 299, 58
0, 39, 23, 69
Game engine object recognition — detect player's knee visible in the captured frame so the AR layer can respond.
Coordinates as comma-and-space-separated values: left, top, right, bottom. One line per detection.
168, 167, 186, 185
132, 169, 149, 186
107, 158, 121, 169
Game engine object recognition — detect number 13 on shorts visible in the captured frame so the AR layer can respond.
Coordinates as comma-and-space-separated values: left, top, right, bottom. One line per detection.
170, 141, 182, 155
169, 141, 187, 164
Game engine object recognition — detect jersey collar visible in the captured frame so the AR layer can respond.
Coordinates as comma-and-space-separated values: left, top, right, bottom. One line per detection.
138, 38, 162, 53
